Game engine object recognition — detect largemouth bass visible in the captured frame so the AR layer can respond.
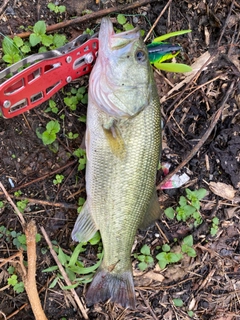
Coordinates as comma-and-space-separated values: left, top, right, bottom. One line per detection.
72, 17, 161, 309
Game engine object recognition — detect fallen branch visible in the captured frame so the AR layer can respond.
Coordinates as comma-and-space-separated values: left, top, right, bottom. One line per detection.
13, 0, 157, 38
22, 221, 48, 320
156, 80, 236, 190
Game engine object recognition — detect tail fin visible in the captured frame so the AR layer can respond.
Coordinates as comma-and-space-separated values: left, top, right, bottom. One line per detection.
85, 269, 136, 309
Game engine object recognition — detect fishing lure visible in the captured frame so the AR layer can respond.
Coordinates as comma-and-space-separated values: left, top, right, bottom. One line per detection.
147, 30, 192, 73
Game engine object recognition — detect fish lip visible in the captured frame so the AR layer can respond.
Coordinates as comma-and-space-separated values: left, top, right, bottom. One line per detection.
100, 17, 140, 51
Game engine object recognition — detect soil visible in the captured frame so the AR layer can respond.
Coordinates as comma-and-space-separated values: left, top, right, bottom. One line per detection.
0, 0, 240, 320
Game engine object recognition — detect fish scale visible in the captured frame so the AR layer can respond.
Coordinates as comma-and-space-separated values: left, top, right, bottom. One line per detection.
72, 17, 162, 309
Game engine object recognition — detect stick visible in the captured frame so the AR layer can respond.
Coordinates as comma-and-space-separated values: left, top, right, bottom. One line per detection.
23, 221, 48, 320
13, 0, 157, 39
0, 182, 26, 226
40, 226, 89, 320
156, 81, 235, 190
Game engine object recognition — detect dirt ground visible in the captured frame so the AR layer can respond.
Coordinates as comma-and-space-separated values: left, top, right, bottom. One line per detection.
0, 0, 240, 319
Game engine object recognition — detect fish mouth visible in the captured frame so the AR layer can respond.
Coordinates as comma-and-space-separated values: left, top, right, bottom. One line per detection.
100, 17, 140, 51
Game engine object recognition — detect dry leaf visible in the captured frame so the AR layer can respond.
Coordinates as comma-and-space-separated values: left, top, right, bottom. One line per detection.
143, 270, 165, 283
160, 51, 215, 103
209, 182, 236, 200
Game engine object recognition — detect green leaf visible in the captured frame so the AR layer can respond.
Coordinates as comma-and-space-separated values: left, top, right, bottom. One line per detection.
117, 14, 127, 25
173, 298, 184, 307
47, 3, 55, 11
29, 33, 41, 47
58, 5, 66, 13
68, 243, 85, 267
14, 282, 25, 293
13, 36, 24, 48
212, 217, 219, 225
8, 275, 18, 286
41, 34, 53, 47
183, 235, 193, 247
145, 256, 154, 264
138, 261, 148, 271
140, 244, 151, 256
33, 20, 46, 35
46, 120, 60, 134
89, 231, 101, 245
210, 227, 218, 236
3, 53, 21, 64
164, 207, 175, 219
42, 265, 59, 273
179, 196, 187, 207
58, 247, 68, 266
49, 276, 59, 288
153, 30, 192, 43
123, 23, 134, 31
188, 310, 194, 317
168, 252, 182, 263
2, 37, 19, 55
195, 188, 207, 200
21, 45, 31, 53
53, 34, 66, 48
162, 244, 171, 252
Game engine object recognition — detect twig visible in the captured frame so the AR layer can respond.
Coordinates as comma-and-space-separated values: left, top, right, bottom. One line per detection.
156, 81, 235, 190
0, 182, 26, 226
40, 226, 89, 320
217, 0, 235, 47
13, 0, 157, 39
23, 221, 48, 320
0, 159, 77, 195
144, 0, 173, 42
2, 195, 78, 210
0, 0, 9, 16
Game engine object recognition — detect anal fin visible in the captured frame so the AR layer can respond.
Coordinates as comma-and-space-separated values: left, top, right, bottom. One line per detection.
72, 202, 98, 242
139, 189, 162, 230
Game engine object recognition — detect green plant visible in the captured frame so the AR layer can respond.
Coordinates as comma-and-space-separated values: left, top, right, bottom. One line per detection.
164, 188, 207, 227
14, 190, 22, 197
45, 99, 59, 114
53, 174, 64, 185
66, 132, 79, 140
0, 226, 41, 251
16, 199, 28, 213
210, 217, 219, 236
40, 120, 60, 145
47, 2, 66, 14
181, 235, 196, 258
0, 201, 4, 209
77, 197, 85, 213
8, 274, 25, 293
2, 21, 66, 65
73, 148, 87, 171
43, 233, 102, 289
173, 298, 184, 307
64, 87, 88, 111
133, 244, 154, 271
156, 244, 182, 269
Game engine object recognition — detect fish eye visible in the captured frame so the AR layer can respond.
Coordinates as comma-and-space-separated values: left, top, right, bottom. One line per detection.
135, 50, 147, 63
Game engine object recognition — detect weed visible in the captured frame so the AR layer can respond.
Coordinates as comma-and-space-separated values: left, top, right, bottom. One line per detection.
181, 235, 196, 258
66, 132, 79, 140
47, 2, 66, 14
116, 14, 145, 36
210, 217, 219, 236
53, 174, 64, 185
64, 87, 88, 111
16, 199, 28, 213
0, 226, 41, 251
45, 99, 59, 114
73, 148, 87, 171
133, 244, 154, 271
77, 198, 85, 213
2, 21, 66, 65
173, 298, 184, 307
156, 244, 182, 269
164, 188, 207, 227
8, 274, 25, 293
37, 120, 60, 145
43, 233, 102, 289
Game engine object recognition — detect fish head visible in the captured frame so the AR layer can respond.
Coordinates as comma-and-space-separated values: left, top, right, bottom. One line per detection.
89, 17, 153, 118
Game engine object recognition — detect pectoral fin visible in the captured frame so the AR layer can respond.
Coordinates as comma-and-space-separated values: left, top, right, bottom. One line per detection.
103, 123, 126, 159
139, 189, 162, 230
72, 202, 98, 242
